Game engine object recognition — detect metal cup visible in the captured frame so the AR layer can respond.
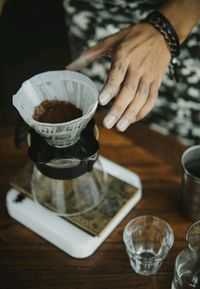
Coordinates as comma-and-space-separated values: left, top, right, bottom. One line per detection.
181, 145, 200, 221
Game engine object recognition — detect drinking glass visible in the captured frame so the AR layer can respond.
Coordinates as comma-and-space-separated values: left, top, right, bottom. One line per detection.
172, 220, 200, 289
123, 215, 174, 276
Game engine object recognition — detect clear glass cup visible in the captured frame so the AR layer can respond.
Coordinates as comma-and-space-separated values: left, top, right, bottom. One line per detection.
172, 220, 200, 289
123, 215, 174, 276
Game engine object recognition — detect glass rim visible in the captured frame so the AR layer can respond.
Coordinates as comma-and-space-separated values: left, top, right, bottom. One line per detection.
181, 145, 200, 181
123, 215, 174, 259
186, 219, 200, 253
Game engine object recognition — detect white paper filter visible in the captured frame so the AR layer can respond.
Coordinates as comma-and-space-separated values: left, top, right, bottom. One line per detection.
13, 71, 98, 147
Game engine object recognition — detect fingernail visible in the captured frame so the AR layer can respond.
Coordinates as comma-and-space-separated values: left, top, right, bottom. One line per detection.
116, 118, 130, 132
103, 114, 117, 129
99, 91, 111, 105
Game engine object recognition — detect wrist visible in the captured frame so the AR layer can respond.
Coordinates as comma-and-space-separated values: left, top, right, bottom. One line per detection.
159, 7, 188, 44
143, 11, 180, 59
142, 11, 180, 81
159, 0, 200, 44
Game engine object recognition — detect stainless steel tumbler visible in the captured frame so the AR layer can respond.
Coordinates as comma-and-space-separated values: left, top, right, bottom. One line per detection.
181, 145, 200, 221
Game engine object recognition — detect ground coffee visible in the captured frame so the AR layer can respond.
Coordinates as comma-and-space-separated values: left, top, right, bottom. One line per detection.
33, 99, 82, 123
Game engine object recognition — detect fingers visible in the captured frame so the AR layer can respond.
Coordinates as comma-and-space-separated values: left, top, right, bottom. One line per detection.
99, 54, 129, 105
103, 76, 158, 131
116, 77, 150, 131
103, 69, 139, 128
136, 83, 158, 121
116, 81, 158, 131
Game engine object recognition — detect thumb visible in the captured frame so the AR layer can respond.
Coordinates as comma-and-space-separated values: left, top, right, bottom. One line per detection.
65, 27, 130, 71
65, 41, 108, 71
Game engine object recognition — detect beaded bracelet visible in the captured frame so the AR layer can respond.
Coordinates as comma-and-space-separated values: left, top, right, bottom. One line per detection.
143, 10, 180, 81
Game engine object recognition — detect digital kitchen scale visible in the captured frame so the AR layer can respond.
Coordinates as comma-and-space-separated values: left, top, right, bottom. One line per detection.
6, 156, 142, 259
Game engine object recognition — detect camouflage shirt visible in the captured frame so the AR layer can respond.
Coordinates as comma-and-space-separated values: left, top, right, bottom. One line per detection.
64, 0, 200, 145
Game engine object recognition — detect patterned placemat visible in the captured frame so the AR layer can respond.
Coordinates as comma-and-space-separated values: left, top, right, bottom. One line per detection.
10, 162, 139, 236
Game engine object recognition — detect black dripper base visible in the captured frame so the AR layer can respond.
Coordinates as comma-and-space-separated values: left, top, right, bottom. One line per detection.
28, 119, 99, 179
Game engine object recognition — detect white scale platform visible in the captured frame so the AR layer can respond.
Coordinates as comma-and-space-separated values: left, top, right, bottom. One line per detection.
6, 156, 142, 259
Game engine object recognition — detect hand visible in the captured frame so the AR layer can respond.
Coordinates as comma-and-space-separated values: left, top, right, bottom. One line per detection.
66, 23, 171, 131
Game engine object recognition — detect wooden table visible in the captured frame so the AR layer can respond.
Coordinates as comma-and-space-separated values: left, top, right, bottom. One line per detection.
0, 111, 191, 289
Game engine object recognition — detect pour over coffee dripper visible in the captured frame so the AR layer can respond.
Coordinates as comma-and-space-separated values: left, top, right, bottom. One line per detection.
13, 71, 98, 147
13, 71, 107, 216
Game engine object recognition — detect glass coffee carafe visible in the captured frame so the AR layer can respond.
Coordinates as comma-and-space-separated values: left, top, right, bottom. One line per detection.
31, 158, 107, 216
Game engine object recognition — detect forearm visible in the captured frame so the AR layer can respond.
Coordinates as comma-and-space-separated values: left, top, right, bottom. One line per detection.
0, 0, 5, 15
159, 0, 200, 43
